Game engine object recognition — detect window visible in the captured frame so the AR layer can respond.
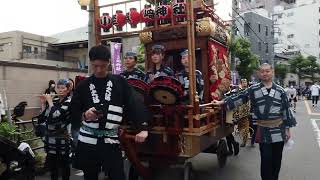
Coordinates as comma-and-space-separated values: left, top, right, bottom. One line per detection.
34, 47, 38, 54
319, 19, 320, 24
287, 12, 294, 17
265, 26, 268, 36
258, 23, 261, 32
245, 23, 251, 36
0, 45, 3, 52
258, 42, 262, 51
23, 45, 31, 53
288, 45, 294, 49
278, 14, 282, 19
287, 34, 294, 38
265, 43, 269, 53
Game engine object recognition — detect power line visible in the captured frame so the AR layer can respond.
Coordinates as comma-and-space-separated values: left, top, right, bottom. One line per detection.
233, 18, 245, 38
241, 0, 260, 15
231, 7, 266, 44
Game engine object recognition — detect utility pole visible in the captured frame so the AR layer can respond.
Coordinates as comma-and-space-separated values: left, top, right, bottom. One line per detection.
231, 0, 236, 70
231, 0, 239, 84
87, 0, 96, 75
271, 13, 279, 67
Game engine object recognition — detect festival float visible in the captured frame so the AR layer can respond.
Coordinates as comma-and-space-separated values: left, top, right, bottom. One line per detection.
91, 0, 233, 179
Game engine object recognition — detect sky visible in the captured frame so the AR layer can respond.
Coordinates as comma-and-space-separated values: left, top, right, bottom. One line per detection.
0, 0, 231, 36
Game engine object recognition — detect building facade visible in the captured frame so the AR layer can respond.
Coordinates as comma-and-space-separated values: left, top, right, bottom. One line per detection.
239, 0, 296, 14
236, 10, 274, 64
273, 1, 320, 61
0, 31, 80, 68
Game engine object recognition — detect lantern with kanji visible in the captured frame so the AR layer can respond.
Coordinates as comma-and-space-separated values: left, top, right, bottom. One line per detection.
126, 8, 140, 28
112, 10, 126, 31
141, 4, 155, 27
100, 13, 113, 32
156, 2, 172, 25
173, 0, 186, 22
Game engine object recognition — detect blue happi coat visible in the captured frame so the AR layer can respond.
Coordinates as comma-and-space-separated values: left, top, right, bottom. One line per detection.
224, 82, 297, 143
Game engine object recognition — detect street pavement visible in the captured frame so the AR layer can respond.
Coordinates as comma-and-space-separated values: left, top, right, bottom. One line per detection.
36, 99, 320, 180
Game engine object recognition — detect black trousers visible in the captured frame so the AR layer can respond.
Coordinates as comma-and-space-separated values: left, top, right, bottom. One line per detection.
76, 140, 125, 180
251, 124, 257, 145
259, 142, 284, 180
312, 96, 319, 105
226, 134, 236, 152
47, 153, 70, 180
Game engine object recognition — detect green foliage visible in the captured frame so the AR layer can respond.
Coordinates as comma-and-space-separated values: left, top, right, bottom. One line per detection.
229, 37, 259, 80
137, 64, 145, 71
289, 55, 320, 83
0, 122, 19, 140
137, 44, 146, 64
275, 64, 288, 85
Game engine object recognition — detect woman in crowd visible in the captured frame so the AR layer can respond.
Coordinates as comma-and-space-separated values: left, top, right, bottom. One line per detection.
40, 79, 72, 180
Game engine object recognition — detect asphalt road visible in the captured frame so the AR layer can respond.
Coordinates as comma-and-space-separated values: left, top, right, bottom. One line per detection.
36, 99, 320, 180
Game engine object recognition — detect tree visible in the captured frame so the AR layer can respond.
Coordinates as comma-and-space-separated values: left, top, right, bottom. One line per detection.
305, 56, 319, 82
289, 55, 304, 86
137, 44, 145, 63
274, 63, 288, 85
289, 55, 320, 85
229, 37, 259, 80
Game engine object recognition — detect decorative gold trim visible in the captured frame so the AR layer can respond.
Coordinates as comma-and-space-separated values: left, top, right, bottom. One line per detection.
196, 17, 216, 36
226, 31, 231, 44
139, 31, 153, 44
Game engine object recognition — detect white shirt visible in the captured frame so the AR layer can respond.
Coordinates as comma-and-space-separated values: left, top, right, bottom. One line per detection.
310, 85, 320, 96
287, 87, 297, 98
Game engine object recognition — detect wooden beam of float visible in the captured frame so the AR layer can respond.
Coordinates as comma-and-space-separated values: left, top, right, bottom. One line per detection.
94, 0, 101, 45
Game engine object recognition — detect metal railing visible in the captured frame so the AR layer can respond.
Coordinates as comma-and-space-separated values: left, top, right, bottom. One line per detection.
15, 119, 44, 151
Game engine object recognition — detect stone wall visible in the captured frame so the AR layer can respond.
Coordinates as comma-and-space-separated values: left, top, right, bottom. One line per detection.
0, 61, 86, 120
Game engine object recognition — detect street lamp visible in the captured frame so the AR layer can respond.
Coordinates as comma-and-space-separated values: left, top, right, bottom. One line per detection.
78, 0, 91, 10
77, 0, 95, 75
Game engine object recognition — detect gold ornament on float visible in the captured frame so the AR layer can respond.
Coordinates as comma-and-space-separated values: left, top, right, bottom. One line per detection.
139, 31, 153, 44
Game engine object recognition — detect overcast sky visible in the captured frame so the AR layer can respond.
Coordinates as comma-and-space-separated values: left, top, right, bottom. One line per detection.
0, 0, 231, 36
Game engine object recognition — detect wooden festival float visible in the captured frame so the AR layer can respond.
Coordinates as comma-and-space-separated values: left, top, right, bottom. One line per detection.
92, 0, 234, 179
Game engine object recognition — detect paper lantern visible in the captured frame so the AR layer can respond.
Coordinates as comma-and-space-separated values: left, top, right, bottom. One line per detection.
141, 4, 155, 27
127, 8, 140, 28
113, 10, 126, 31
100, 13, 112, 32
156, 4, 172, 20
173, 2, 186, 20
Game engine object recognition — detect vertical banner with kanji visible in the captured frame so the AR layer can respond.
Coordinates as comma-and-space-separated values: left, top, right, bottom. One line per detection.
110, 42, 123, 74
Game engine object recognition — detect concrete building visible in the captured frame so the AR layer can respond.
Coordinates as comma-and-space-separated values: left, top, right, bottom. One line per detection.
238, 0, 296, 15
235, 10, 274, 64
273, 0, 320, 61
0, 30, 87, 118
0, 31, 80, 68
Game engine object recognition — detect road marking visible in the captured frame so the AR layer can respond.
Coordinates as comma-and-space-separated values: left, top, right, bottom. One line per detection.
311, 119, 320, 148
75, 170, 84, 176
304, 100, 320, 115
